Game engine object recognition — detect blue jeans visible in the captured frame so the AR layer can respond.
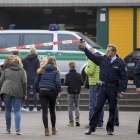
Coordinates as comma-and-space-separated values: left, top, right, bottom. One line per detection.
3, 94, 22, 130
26, 86, 38, 108
89, 85, 104, 124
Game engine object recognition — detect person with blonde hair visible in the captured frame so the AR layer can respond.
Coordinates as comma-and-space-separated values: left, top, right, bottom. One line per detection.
22, 47, 40, 111
34, 56, 61, 136
0, 56, 27, 135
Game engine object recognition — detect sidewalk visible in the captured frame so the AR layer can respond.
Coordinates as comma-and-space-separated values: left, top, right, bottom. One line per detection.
0, 111, 140, 140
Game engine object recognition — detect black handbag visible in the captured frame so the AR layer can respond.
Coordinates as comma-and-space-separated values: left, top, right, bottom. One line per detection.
84, 76, 89, 89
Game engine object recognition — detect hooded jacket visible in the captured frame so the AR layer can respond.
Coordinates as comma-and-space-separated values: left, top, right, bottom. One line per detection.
22, 53, 40, 86
0, 62, 27, 99
34, 64, 61, 96
3, 55, 19, 70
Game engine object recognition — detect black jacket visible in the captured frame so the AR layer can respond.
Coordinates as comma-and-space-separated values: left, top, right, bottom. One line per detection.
22, 53, 40, 86
65, 69, 83, 94
84, 47, 128, 93
134, 60, 140, 88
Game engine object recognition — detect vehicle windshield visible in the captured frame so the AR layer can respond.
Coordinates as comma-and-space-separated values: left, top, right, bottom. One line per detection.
129, 50, 140, 57
76, 33, 102, 49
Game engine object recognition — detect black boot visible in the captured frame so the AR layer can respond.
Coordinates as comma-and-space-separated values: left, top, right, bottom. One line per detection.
85, 128, 95, 135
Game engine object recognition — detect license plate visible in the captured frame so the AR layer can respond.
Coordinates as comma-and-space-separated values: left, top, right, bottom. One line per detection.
127, 63, 135, 67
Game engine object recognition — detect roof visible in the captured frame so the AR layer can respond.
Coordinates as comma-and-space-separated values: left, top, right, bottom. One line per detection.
0, 30, 78, 34
0, 0, 140, 7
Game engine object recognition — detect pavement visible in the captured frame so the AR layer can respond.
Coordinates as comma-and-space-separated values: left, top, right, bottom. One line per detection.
0, 111, 140, 140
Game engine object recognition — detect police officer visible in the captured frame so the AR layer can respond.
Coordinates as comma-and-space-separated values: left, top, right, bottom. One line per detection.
81, 41, 128, 135
134, 60, 140, 134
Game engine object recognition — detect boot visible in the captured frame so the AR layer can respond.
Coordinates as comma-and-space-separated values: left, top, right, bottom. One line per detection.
51, 127, 58, 135
44, 128, 51, 136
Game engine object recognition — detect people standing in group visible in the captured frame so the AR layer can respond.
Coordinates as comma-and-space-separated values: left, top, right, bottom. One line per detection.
34, 56, 61, 136
0, 57, 27, 135
22, 47, 40, 111
134, 60, 140, 134
80, 41, 128, 135
84, 48, 104, 128
3, 51, 26, 111
65, 61, 83, 127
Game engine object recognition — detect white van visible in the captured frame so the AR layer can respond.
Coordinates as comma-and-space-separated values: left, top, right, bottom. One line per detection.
0, 27, 106, 82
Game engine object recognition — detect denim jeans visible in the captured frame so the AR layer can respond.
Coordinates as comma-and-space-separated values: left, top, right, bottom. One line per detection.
26, 86, 38, 108
3, 94, 22, 130
68, 94, 80, 122
89, 85, 104, 124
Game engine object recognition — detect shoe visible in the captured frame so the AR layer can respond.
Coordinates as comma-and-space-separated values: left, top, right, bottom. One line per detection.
76, 119, 80, 126
97, 124, 103, 128
32, 107, 37, 112
16, 130, 22, 135
114, 122, 119, 126
2, 102, 4, 106
85, 128, 95, 135
5, 129, 11, 134
107, 130, 113, 135
52, 127, 58, 135
85, 126, 90, 128
45, 128, 51, 136
67, 122, 74, 127
138, 130, 140, 134
20, 107, 26, 111
26, 107, 30, 111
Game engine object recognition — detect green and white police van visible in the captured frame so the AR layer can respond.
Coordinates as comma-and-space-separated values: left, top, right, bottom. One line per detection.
0, 27, 106, 82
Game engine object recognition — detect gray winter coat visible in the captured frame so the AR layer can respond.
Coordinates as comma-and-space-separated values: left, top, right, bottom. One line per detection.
0, 62, 27, 99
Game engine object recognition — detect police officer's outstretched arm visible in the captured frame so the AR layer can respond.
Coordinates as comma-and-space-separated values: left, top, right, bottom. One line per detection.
118, 62, 128, 98
134, 60, 140, 94
81, 42, 103, 66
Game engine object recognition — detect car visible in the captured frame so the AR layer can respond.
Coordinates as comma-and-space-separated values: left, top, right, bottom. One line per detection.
0, 24, 106, 83
124, 49, 140, 80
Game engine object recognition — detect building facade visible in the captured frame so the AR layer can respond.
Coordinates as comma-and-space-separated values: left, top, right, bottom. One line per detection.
0, 0, 140, 58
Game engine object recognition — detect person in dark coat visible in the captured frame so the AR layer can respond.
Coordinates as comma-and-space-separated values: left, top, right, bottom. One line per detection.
81, 42, 128, 135
22, 47, 40, 111
134, 60, 140, 134
34, 56, 61, 136
65, 61, 83, 127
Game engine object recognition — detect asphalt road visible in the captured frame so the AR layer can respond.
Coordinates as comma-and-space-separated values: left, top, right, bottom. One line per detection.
0, 111, 140, 140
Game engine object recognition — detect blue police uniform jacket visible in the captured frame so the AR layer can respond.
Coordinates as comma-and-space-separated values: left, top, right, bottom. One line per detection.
134, 60, 140, 88
84, 47, 128, 93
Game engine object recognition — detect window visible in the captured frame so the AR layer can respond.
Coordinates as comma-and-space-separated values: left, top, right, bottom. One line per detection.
57, 34, 81, 51
23, 34, 53, 50
0, 34, 20, 48
77, 33, 102, 49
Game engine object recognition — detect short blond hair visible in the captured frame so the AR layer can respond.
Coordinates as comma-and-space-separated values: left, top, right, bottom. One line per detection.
30, 47, 37, 54
107, 44, 117, 53
68, 61, 76, 69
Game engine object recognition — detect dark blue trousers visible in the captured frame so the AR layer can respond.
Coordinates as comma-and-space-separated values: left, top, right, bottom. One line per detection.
90, 86, 118, 132
138, 117, 140, 132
